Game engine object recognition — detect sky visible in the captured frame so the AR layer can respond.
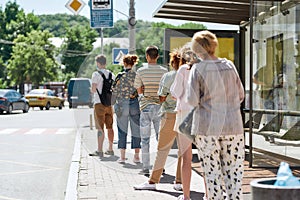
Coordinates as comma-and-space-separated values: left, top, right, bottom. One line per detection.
0, 0, 238, 30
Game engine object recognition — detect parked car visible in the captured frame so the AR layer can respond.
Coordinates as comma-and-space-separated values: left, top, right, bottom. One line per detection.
25, 89, 64, 110
0, 89, 29, 114
67, 78, 93, 108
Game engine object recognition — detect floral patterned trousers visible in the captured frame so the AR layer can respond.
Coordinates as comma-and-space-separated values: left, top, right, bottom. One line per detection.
195, 134, 244, 200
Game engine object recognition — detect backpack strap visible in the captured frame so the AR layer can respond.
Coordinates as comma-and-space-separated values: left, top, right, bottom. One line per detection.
98, 70, 112, 81
96, 70, 108, 98
98, 70, 106, 80
113, 71, 126, 87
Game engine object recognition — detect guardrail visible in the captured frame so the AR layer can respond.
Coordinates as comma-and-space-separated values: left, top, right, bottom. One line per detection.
244, 108, 300, 141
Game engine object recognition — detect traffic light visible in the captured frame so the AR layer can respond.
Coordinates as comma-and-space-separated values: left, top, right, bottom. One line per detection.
92, 0, 111, 9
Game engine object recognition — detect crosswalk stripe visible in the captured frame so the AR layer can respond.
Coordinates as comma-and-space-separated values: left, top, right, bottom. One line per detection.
0, 128, 20, 135
0, 128, 76, 135
56, 128, 75, 134
24, 128, 47, 135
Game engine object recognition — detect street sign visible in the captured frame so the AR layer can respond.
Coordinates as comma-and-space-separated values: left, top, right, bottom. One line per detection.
90, 0, 114, 28
112, 48, 128, 65
92, 0, 111, 10
65, 0, 86, 15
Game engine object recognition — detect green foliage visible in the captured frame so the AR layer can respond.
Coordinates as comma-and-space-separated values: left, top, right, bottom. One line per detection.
152, 22, 177, 29
0, 79, 8, 89
103, 19, 128, 38
4, 1, 20, 23
38, 14, 90, 37
177, 22, 207, 30
0, 57, 5, 82
60, 25, 98, 76
7, 30, 58, 88
0, 6, 5, 37
0, 0, 40, 73
77, 42, 122, 79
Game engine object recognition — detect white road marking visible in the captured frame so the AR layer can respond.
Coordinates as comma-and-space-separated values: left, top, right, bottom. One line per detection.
24, 128, 46, 135
0, 128, 19, 134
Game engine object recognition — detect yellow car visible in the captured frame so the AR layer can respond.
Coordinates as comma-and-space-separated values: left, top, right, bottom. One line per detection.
25, 89, 64, 110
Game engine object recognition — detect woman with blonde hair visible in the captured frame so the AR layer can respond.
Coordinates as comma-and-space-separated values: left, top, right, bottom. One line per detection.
114, 54, 141, 163
187, 30, 245, 200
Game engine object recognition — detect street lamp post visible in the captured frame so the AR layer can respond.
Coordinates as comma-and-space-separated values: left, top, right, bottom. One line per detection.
114, 1, 136, 54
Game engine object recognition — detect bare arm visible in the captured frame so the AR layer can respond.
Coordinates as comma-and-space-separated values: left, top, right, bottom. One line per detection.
91, 83, 97, 93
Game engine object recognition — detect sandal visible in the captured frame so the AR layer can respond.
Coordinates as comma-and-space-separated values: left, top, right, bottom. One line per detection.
117, 158, 126, 164
104, 150, 114, 155
89, 151, 103, 158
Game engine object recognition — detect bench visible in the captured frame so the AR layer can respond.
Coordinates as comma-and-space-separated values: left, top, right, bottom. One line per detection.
244, 108, 300, 141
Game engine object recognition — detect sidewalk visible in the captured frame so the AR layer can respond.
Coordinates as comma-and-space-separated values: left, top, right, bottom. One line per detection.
76, 126, 257, 200
77, 127, 206, 200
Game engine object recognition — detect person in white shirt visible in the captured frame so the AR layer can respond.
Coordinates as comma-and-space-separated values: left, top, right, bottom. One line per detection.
171, 44, 200, 200
89, 54, 116, 158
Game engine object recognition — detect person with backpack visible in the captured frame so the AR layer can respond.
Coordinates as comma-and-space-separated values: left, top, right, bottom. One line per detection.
89, 54, 115, 158
114, 54, 141, 164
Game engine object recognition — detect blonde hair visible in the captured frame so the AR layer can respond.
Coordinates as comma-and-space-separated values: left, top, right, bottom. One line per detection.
191, 30, 218, 57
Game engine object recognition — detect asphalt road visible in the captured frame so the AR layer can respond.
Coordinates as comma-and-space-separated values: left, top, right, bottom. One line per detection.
0, 105, 93, 200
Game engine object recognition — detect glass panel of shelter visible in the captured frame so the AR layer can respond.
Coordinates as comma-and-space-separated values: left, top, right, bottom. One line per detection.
247, 1, 300, 167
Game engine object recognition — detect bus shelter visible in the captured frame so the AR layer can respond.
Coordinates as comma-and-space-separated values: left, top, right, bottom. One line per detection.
154, 0, 300, 167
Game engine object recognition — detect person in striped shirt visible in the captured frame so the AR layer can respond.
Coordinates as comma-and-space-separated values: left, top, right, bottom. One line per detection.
134, 45, 168, 175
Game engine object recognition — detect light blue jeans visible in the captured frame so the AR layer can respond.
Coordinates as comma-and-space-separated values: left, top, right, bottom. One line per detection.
115, 98, 141, 149
140, 104, 161, 170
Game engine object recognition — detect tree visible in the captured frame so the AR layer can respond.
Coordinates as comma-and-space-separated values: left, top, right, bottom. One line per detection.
0, 58, 7, 89
177, 22, 207, 30
60, 25, 98, 75
1, 1, 40, 62
4, 1, 19, 23
7, 30, 57, 92
103, 19, 128, 38
0, 1, 40, 86
38, 14, 89, 37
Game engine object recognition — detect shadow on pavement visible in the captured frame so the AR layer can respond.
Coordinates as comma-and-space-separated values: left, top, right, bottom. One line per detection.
123, 162, 143, 169
100, 155, 119, 162
148, 189, 205, 199
159, 173, 176, 184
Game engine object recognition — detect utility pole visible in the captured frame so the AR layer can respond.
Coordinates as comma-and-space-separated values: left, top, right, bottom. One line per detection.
128, 0, 136, 54
100, 28, 104, 54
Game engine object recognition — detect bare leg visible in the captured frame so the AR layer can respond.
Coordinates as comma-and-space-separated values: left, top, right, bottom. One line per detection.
120, 149, 126, 160
97, 130, 105, 152
134, 148, 140, 159
182, 144, 192, 199
177, 133, 193, 199
107, 128, 114, 151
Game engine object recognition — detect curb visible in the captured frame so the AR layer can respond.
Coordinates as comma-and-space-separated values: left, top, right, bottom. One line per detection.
65, 129, 81, 200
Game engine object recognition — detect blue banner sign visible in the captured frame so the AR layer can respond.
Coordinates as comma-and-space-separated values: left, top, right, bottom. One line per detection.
90, 0, 113, 28
113, 48, 129, 64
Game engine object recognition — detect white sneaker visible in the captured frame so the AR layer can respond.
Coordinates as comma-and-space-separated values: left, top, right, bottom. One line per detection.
178, 194, 192, 200
173, 182, 183, 191
133, 182, 156, 190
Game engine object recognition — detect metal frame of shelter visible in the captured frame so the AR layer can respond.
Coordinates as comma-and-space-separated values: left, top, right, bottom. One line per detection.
153, 0, 300, 167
